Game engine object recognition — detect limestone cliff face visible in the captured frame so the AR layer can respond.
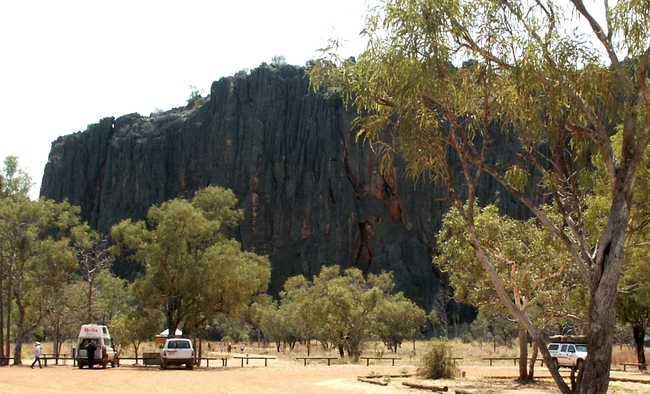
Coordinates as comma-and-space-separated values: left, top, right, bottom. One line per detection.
41, 65, 451, 307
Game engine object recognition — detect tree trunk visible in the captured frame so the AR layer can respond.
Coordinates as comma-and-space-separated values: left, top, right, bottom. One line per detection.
0, 261, 4, 366
87, 280, 93, 323
577, 196, 629, 394
528, 342, 538, 379
632, 324, 647, 369
5, 257, 13, 364
518, 323, 530, 381
307, 337, 311, 356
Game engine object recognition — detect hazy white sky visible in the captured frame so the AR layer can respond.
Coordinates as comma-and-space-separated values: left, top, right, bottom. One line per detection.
0, 0, 370, 199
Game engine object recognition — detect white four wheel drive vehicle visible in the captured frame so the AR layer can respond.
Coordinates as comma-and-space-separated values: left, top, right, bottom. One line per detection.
548, 342, 587, 370
161, 338, 195, 370
76, 324, 117, 369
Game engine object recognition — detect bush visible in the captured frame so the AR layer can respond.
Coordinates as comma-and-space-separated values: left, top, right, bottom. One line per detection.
416, 339, 459, 379
187, 85, 205, 109
324, 87, 343, 108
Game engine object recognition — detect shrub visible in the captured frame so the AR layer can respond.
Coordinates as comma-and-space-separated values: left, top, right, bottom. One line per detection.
416, 339, 459, 379
324, 87, 343, 108
187, 85, 205, 109
271, 55, 287, 68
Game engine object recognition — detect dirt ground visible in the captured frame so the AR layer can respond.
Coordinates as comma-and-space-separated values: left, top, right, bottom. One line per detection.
2, 355, 650, 394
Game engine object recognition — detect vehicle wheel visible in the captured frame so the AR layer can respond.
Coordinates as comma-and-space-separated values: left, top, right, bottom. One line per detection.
78, 363, 83, 369
101, 347, 108, 368
187, 362, 193, 370
161, 362, 167, 370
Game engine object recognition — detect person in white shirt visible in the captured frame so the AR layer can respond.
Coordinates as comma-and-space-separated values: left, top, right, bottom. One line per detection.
31, 342, 43, 369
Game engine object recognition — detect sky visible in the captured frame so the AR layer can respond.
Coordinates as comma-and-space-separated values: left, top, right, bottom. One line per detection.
0, 0, 370, 199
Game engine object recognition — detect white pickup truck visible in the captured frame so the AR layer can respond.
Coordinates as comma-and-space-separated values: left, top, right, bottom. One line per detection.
547, 342, 587, 370
161, 338, 195, 370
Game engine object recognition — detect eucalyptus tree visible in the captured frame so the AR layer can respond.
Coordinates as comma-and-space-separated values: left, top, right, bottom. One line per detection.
585, 133, 650, 369
372, 292, 426, 353
0, 196, 82, 364
92, 271, 129, 326
0, 156, 33, 364
110, 186, 271, 336
255, 299, 301, 352
110, 308, 162, 363
312, 266, 394, 361
435, 204, 578, 380
310, 1, 650, 392
279, 275, 322, 355
75, 229, 113, 323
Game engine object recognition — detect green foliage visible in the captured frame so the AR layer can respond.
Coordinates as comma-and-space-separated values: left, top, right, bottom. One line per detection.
0, 167, 85, 361
270, 55, 287, 68
435, 204, 579, 319
212, 314, 251, 343
110, 186, 271, 336
271, 265, 418, 361
324, 87, 343, 109
416, 339, 459, 379
110, 308, 162, 358
254, 298, 301, 351
372, 293, 426, 351
504, 165, 529, 194
93, 271, 129, 325
0, 156, 32, 199
186, 85, 205, 109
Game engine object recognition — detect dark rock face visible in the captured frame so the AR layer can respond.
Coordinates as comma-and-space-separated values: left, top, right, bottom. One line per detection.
41, 65, 457, 308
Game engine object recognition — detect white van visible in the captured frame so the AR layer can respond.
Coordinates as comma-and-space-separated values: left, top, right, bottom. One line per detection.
75, 324, 117, 368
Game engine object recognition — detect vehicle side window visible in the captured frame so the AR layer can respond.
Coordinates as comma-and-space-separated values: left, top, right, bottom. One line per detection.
549, 344, 558, 351
561, 345, 568, 352
568, 345, 575, 353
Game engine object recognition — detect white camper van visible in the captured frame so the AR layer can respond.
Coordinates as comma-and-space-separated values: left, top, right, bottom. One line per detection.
75, 324, 117, 368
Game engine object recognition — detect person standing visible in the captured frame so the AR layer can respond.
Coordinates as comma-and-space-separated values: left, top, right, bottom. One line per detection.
86, 341, 97, 369
31, 342, 43, 369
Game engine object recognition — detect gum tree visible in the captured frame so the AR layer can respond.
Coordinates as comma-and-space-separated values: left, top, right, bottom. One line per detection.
586, 133, 650, 370
110, 186, 271, 336
435, 204, 578, 381
310, 1, 650, 392
0, 196, 81, 364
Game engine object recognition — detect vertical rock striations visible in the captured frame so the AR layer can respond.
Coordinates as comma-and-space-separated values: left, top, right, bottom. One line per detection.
41, 65, 456, 307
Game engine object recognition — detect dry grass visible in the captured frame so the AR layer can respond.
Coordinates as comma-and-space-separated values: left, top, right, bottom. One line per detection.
612, 346, 640, 366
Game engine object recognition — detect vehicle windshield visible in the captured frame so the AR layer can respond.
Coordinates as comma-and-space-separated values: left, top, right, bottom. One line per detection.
575, 345, 587, 352
168, 340, 190, 349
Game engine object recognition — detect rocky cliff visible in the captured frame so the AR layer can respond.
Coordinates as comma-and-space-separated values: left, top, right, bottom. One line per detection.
41, 65, 512, 308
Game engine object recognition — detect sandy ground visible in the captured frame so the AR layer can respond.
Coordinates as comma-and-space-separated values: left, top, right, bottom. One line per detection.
2, 354, 650, 394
